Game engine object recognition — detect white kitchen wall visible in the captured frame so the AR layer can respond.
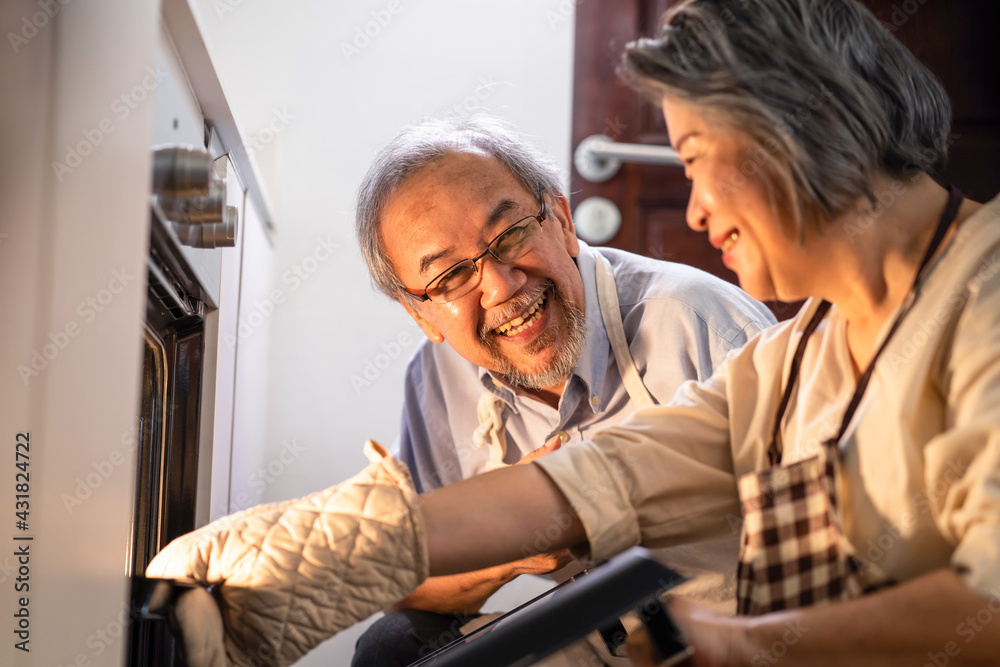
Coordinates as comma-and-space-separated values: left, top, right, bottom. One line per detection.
187, 0, 576, 663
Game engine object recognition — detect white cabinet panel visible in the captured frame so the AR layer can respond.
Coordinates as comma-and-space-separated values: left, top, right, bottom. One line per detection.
229, 201, 275, 510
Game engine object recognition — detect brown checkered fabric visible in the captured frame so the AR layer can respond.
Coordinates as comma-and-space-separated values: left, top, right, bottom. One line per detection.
735, 445, 888, 615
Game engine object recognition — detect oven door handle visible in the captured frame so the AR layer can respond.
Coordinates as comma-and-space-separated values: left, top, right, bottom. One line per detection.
147, 258, 202, 319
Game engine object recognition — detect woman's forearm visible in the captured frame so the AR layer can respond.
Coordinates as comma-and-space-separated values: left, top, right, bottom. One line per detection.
421, 463, 585, 576
741, 569, 1000, 666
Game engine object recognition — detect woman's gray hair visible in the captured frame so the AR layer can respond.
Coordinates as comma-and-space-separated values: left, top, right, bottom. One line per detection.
356, 115, 565, 299
621, 0, 952, 234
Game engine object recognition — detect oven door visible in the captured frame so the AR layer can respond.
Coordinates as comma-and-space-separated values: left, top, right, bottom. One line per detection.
127, 218, 209, 666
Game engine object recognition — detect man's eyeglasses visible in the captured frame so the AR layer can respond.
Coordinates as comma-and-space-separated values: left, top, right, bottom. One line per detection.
401, 188, 548, 304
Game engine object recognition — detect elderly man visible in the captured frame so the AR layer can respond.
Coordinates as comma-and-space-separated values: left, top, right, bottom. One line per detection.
351, 116, 775, 666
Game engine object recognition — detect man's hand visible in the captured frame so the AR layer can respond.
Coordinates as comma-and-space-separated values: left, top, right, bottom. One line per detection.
396, 435, 574, 617
388, 550, 575, 616
509, 549, 575, 576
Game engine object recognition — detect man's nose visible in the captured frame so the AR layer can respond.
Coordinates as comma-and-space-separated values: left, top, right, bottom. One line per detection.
478, 256, 527, 309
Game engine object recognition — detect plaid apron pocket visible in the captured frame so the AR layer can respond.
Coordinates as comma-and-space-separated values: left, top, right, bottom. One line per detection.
735, 449, 892, 616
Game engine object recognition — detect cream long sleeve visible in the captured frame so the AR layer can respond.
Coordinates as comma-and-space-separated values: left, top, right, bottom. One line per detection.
535, 195, 1000, 600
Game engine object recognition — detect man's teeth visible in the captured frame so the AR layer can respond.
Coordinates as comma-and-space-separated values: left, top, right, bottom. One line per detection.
721, 230, 740, 253
495, 294, 547, 336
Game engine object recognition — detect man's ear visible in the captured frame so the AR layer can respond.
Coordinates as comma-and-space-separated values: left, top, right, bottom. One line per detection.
548, 192, 580, 258
398, 295, 445, 344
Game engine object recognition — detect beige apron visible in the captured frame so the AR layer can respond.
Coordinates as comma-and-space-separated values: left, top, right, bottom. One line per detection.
736, 186, 963, 615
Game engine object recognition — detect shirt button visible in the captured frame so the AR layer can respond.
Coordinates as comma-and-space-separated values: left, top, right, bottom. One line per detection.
556, 431, 569, 444
590, 395, 601, 406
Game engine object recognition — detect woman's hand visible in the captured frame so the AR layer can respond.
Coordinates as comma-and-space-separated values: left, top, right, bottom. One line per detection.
626, 597, 755, 667
667, 597, 755, 667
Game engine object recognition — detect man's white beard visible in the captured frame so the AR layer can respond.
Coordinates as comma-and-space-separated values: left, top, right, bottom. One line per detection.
479, 280, 586, 391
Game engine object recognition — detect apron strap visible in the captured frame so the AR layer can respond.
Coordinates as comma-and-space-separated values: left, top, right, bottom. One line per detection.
595, 252, 656, 409
767, 185, 963, 465
767, 300, 832, 465
832, 185, 963, 443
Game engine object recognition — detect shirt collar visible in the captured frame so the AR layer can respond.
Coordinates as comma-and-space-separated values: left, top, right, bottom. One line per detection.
478, 240, 610, 414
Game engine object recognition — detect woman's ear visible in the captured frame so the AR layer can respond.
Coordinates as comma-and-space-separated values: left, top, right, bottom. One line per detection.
398, 295, 445, 344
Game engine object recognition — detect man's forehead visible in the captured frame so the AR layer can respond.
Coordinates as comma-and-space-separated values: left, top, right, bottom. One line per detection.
386, 150, 528, 223
402, 148, 510, 192
381, 149, 532, 277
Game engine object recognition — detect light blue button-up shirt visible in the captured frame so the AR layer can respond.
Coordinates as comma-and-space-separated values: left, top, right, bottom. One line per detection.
393, 241, 776, 493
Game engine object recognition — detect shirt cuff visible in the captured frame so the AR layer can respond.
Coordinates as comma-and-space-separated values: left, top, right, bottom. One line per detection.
533, 440, 641, 566
952, 521, 1000, 600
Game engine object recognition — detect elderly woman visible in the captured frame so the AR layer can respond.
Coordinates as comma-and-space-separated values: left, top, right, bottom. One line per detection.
417, 0, 1000, 663
150, 0, 1000, 664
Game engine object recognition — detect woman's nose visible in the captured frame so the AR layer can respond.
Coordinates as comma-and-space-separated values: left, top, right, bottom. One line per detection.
478, 257, 527, 309
686, 188, 709, 232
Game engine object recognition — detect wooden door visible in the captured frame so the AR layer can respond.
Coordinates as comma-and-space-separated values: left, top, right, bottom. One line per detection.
570, 0, 1000, 321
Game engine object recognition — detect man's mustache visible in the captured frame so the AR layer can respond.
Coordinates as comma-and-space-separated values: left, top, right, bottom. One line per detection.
478, 280, 556, 339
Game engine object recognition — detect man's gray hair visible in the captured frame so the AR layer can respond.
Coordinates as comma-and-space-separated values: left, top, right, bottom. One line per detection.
356, 115, 565, 299
621, 0, 952, 236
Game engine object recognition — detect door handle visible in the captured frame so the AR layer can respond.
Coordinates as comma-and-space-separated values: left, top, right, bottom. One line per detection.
574, 134, 682, 183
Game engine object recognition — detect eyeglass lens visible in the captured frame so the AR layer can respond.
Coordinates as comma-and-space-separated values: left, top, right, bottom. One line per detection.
427, 217, 541, 302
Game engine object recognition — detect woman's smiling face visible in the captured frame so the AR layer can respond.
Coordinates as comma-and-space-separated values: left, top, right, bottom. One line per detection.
663, 94, 811, 303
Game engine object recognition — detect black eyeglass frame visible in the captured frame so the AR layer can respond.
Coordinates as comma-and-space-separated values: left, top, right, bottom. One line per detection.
400, 187, 549, 303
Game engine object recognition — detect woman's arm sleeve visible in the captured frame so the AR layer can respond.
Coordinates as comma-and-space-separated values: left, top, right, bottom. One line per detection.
534, 354, 747, 564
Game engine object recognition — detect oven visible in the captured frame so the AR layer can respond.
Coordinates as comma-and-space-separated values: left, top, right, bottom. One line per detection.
123, 3, 276, 663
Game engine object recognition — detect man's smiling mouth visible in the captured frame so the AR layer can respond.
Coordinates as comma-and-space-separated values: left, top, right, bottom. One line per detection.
493, 293, 547, 336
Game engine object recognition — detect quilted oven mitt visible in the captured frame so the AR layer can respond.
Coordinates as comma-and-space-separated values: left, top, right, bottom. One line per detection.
146, 440, 428, 667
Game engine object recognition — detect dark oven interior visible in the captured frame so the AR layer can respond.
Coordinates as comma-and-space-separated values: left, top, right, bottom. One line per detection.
127, 212, 207, 666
